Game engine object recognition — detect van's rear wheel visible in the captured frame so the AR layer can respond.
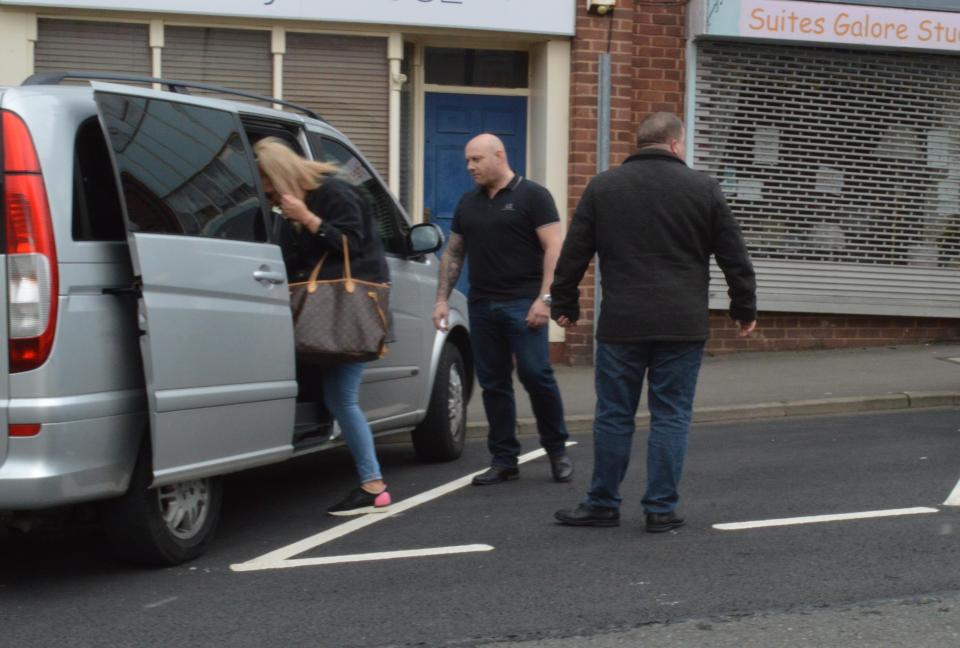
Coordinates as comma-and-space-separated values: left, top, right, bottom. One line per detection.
412, 343, 466, 462
103, 442, 222, 566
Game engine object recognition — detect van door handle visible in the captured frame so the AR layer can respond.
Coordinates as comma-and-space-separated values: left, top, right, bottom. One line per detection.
253, 269, 286, 285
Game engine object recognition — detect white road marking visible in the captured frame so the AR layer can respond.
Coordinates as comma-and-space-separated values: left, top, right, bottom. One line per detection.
230, 442, 576, 572
944, 477, 960, 507
232, 544, 494, 572
713, 507, 939, 531
144, 597, 178, 609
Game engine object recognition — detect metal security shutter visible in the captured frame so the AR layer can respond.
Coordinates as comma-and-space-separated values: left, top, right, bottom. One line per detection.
696, 41, 960, 318
35, 19, 150, 78
285, 33, 389, 176
162, 27, 272, 105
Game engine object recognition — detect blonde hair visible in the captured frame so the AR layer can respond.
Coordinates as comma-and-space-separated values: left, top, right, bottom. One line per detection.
254, 136, 339, 197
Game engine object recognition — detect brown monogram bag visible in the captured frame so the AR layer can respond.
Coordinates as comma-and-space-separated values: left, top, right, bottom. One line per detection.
289, 235, 391, 364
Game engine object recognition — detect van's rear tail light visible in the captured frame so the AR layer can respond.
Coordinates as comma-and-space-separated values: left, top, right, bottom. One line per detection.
9, 423, 40, 437
2, 111, 59, 373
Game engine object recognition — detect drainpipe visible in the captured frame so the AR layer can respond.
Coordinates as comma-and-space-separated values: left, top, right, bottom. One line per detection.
271, 27, 285, 110
594, 52, 611, 362
388, 32, 406, 197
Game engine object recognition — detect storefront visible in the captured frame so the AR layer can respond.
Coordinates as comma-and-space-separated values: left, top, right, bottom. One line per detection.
688, 0, 960, 320
0, 0, 573, 261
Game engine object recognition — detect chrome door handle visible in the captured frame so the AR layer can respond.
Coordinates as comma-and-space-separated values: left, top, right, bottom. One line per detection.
253, 269, 286, 285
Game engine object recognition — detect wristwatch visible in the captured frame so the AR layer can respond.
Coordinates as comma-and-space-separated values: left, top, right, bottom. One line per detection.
539, 293, 552, 306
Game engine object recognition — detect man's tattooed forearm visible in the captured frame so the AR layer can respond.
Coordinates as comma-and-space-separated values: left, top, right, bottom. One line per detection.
437, 237, 466, 301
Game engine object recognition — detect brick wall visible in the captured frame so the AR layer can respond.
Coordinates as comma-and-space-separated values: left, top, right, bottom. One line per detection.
565, 0, 687, 365
561, 1, 959, 365
707, 312, 960, 354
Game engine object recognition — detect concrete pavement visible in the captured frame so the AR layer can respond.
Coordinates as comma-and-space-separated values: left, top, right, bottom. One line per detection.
466, 342, 960, 436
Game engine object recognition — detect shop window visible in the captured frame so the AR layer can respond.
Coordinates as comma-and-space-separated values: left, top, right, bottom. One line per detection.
425, 48, 528, 88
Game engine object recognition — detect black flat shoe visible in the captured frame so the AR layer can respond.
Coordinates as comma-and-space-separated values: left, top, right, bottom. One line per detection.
472, 466, 519, 486
554, 503, 620, 527
548, 452, 574, 482
645, 511, 685, 533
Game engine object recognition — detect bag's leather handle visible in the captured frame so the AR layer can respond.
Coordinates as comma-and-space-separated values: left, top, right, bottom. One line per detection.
307, 235, 354, 294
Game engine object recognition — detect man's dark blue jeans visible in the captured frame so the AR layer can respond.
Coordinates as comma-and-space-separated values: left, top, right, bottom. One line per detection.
586, 340, 705, 514
468, 298, 568, 468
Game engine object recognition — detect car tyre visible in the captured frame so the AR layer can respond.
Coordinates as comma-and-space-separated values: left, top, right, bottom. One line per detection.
412, 343, 467, 462
102, 441, 223, 566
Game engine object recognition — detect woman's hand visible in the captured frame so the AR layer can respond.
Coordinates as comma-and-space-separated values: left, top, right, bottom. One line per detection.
280, 194, 322, 233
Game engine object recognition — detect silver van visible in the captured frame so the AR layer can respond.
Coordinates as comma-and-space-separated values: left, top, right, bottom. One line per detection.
0, 73, 473, 565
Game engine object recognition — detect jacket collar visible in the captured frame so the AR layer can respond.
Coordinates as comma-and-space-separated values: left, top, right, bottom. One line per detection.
623, 148, 685, 165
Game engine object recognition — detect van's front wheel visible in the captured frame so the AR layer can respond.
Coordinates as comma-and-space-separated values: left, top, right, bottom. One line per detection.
412, 344, 467, 462
103, 443, 223, 566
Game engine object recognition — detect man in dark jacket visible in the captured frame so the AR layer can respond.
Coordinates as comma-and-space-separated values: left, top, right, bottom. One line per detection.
551, 112, 756, 533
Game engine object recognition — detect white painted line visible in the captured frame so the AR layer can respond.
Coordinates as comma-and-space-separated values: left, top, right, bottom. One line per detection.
944, 477, 960, 507
714, 507, 939, 531
144, 597, 178, 609
232, 544, 494, 572
230, 442, 576, 572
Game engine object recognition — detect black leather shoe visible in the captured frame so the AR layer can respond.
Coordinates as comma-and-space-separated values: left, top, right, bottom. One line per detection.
646, 511, 685, 533
472, 466, 519, 486
548, 452, 574, 482
554, 504, 620, 527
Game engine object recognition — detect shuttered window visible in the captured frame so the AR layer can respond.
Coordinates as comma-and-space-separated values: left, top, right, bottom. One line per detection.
284, 33, 389, 177
35, 19, 150, 78
696, 40, 960, 318
162, 27, 272, 105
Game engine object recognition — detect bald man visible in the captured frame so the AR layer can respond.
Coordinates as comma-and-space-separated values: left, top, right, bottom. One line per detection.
433, 133, 572, 485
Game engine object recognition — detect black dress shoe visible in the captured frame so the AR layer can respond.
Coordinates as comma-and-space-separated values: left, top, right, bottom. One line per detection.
645, 511, 685, 533
472, 466, 519, 486
548, 452, 574, 482
554, 503, 620, 527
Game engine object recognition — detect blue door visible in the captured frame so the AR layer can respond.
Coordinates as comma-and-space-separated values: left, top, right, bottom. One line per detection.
424, 93, 527, 297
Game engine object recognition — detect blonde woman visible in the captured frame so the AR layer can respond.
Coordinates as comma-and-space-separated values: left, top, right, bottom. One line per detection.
255, 137, 391, 516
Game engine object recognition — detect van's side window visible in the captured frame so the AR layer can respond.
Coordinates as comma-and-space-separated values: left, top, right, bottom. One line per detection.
307, 134, 408, 255
96, 94, 266, 243
73, 119, 126, 241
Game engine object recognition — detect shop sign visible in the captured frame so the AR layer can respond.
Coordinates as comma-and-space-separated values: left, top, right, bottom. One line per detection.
694, 0, 960, 52
0, 0, 576, 36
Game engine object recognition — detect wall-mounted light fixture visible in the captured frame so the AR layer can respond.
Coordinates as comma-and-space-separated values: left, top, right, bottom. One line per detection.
586, 0, 616, 16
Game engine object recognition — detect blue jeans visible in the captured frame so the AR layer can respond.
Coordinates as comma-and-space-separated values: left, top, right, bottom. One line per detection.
469, 298, 568, 468
586, 340, 705, 514
321, 361, 382, 483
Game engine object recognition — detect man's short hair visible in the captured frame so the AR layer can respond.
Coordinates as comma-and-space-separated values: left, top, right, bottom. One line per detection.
636, 112, 684, 148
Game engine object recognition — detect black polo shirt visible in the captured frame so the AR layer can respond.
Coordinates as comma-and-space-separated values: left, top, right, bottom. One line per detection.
451, 174, 559, 302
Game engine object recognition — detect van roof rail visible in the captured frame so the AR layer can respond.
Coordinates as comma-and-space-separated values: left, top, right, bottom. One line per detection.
21, 71, 322, 120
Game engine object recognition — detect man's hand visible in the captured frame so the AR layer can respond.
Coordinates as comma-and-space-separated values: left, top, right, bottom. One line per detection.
432, 301, 450, 332
526, 299, 550, 328
738, 320, 757, 337
554, 315, 576, 329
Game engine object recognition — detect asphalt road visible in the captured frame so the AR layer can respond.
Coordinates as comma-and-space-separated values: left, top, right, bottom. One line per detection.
1, 407, 958, 647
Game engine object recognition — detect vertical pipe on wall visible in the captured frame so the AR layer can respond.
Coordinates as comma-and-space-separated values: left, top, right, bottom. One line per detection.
597, 53, 612, 174
411, 43, 425, 224
25, 13, 37, 81
149, 20, 163, 91
594, 52, 611, 360
388, 32, 405, 197
683, 31, 697, 164
271, 27, 285, 109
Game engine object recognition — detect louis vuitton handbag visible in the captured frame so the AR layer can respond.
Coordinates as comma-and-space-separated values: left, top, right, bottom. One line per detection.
289, 235, 391, 364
